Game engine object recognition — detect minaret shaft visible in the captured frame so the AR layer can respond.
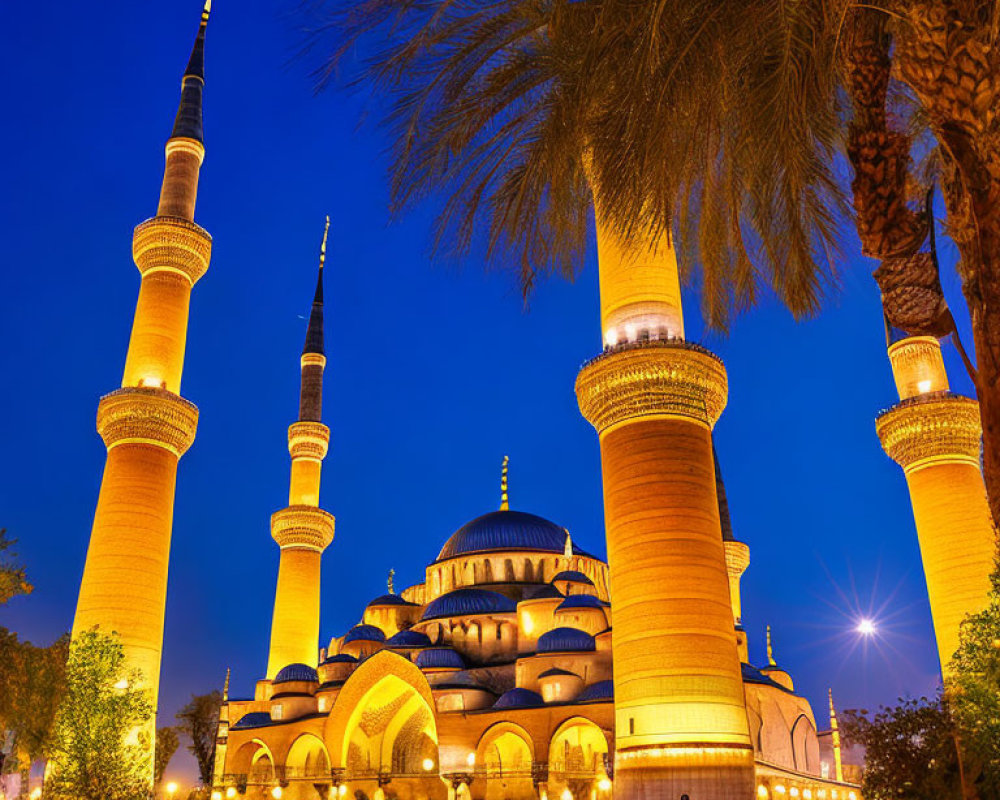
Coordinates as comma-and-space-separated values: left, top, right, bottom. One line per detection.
877, 335, 995, 674
72, 5, 211, 778
577, 209, 753, 800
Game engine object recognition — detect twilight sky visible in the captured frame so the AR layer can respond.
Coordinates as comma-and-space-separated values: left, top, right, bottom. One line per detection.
0, 0, 976, 785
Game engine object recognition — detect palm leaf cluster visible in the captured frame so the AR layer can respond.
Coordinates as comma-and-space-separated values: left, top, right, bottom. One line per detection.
315, 0, 848, 328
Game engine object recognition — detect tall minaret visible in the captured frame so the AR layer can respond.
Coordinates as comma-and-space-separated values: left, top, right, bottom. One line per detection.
72, 0, 213, 769
828, 688, 843, 783
265, 219, 336, 678
211, 668, 231, 791
875, 325, 995, 674
575, 211, 753, 799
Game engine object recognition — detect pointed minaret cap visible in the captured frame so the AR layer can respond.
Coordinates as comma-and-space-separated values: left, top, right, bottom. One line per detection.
303, 216, 329, 356
499, 455, 510, 510
222, 666, 230, 702
766, 624, 776, 666
713, 442, 737, 542
563, 528, 573, 560
171, 0, 211, 142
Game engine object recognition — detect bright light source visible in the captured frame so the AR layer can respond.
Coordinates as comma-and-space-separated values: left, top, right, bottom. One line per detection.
338, 787, 347, 797
211, 792, 222, 800
917, 379, 932, 394
166, 783, 178, 796
271, 788, 283, 800
226, 789, 237, 799
856, 618, 876, 636
598, 777, 612, 792
466, 752, 476, 766
561, 790, 573, 800
114, 678, 129, 690
30, 790, 41, 800
757, 787, 769, 798
422, 758, 435, 772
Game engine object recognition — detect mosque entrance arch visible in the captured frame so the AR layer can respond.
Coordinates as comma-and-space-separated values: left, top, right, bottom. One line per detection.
326, 651, 444, 800
229, 740, 276, 800
476, 722, 535, 800
283, 734, 331, 800
548, 717, 610, 800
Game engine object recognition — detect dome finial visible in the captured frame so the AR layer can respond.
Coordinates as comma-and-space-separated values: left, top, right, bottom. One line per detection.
222, 666, 230, 702
766, 624, 776, 666
387, 567, 395, 595
500, 455, 509, 510
302, 216, 329, 356
563, 528, 573, 560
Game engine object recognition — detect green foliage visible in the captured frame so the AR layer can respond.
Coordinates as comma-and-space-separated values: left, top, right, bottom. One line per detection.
316, 0, 847, 328
949, 566, 1000, 796
154, 727, 180, 786
841, 696, 962, 800
43, 629, 154, 800
175, 691, 221, 786
0, 529, 32, 605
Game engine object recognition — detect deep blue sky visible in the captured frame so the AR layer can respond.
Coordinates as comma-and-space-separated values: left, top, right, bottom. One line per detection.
0, 0, 976, 785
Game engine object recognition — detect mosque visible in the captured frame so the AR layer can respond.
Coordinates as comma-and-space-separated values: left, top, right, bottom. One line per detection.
67, 3, 996, 800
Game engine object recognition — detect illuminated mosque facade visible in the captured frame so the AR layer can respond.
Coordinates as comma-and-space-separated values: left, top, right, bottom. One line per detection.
67, 4, 996, 800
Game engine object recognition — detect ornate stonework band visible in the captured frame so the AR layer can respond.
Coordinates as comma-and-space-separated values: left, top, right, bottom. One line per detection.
288, 421, 330, 461
133, 215, 212, 284
165, 137, 205, 164
97, 387, 199, 456
724, 540, 750, 576
876, 393, 982, 473
576, 340, 728, 434
271, 505, 335, 551
301, 353, 327, 369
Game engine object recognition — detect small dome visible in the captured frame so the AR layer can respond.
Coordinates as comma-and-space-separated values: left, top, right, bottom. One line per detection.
415, 647, 465, 670
575, 680, 614, 703
556, 595, 606, 611
231, 711, 273, 730
537, 627, 596, 653
741, 663, 793, 693
386, 630, 432, 648
522, 585, 564, 601
273, 663, 318, 683
343, 624, 386, 644
438, 510, 592, 561
422, 588, 517, 621
321, 653, 358, 665
367, 594, 417, 608
431, 670, 488, 690
493, 688, 544, 709
539, 667, 579, 679
551, 570, 593, 585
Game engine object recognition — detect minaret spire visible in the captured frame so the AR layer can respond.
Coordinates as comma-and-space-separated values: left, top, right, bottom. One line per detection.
171, 0, 211, 143
828, 687, 844, 782
303, 216, 329, 358
766, 624, 776, 666
222, 666, 230, 702
298, 218, 329, 422
499, 455, 509, 510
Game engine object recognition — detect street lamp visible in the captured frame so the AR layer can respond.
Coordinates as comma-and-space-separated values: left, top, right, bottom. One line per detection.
166, 782, 178, 800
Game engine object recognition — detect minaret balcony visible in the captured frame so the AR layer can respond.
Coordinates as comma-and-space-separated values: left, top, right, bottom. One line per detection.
271, 506, 335, 552
133, 216, 212, 285
575, 339, 728, 434
876, 391, 982, 473
724, 540, 750, 577
288, 421, 330, 461
96, 387, 199, 456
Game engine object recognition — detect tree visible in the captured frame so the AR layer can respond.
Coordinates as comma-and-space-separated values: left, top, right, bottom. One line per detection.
949, 566, 1000, 796
155, 727, 180, 787
0, 530, 32, 606
175, 692, 221, 787
43, 629, 154, 800
841, 696, 963, 799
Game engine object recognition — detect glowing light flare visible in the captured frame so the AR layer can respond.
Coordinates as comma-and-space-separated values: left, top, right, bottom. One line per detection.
917, 379, 932, 393
856, 618, 876, 636
338, 787, 347, 798
226, 789, 237, 799
211, 792, 222, 800
561, 790, 573, 800
166, 783, 179, 797
422, 758, 435, 772
598, 777, 612, 792
466, 752, 476, 767
271, 788, 283, 800
757, 787, 769, 798
114, 678, 129, 690
30, 790, 41, 800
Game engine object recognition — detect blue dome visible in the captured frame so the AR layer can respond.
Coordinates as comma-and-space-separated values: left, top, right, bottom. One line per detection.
575, 680, 614, 703
343, 624, 386, 644
552, 570, 593, 585
522, 585, 564, 601
556, 594, 606, 611
415, 647, 465, 670
321, 653, 358, 665
386, 630, 432, 648
273, 663, 318, 683
539, 667, 578, 679
493, 688, 544, 709
432, 670, 489, 690
422, 588, 517, 621
537, 627, 596, 653
367, 594, 417, 607
231, 712, 273, 730
437, 510, 592, 560
741, 663, 793, 693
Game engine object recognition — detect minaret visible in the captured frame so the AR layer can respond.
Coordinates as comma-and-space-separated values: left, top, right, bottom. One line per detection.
72, 1, 213, 771
500, 455, 510, 511
575, 210, 753, 798
760, 625, 793, 691
716, 445, 751, 662
828, 688, 843, 783
211, 668, 231, 791
875, 325, 995, 674
265, 219, 336, 678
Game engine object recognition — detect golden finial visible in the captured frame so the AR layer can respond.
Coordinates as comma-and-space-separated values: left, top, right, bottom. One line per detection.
828, 687, 836, 716
766, 624, 776, 666
319, 215, 330, 271
202, 0, 212, 24
387, 568, 396, 595
222, 666, 230, 702
500, 455, 509, 511
564, 528, 573, 560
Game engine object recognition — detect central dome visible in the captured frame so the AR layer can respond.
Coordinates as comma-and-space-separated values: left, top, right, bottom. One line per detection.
437, 510, 589, 561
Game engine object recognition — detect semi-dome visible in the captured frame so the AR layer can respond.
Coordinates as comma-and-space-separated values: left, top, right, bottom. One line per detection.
574, 680, 614, 703
231, 711, 273, 730
386, 630, 433, 648
522, 584, 564, 601
537, 627, 596, 653
273, 663, 318, 683
741, 662, 793, 693
415, 647, 466, 670
556, 594, 606, 611
321, 653, 358, 665
493, 688, 545, 709
551, 570, 593, 585
343, 624, 386, 644
422, 588, 517, 621
431, 670, 490, 690
539, 667, 579, 679
437, 510, 591, 561
367, 594, 417, 607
